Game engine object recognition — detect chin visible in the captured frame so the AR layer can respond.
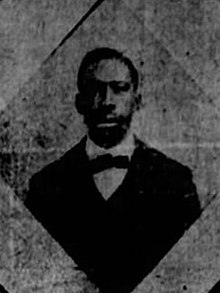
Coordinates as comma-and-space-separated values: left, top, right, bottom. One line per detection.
88, 124, 129, 149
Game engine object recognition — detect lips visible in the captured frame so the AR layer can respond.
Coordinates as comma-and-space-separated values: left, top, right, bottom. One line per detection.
95, 116, 118, 126
96, 122, 118, 128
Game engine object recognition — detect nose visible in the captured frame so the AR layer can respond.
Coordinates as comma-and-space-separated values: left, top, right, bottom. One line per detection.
100, 84, 115, 106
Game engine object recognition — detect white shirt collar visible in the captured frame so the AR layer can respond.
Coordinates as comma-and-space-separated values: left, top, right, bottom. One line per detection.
86, 132, 135, 160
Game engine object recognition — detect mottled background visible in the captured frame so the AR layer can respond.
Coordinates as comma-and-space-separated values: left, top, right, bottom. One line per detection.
1, 0, 220, 208
1, 0, 220, 292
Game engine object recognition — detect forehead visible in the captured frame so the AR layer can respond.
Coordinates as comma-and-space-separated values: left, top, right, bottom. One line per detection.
85, 58, 131, 82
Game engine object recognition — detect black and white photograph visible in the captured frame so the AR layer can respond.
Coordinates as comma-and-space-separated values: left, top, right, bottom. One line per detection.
1, 0, 220, 292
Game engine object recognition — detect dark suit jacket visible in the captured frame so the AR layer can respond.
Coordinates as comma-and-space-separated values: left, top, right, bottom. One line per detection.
25, 137, 201, 293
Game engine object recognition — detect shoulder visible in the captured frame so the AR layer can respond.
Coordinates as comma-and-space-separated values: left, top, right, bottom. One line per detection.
29, 137, 86, 189
134, 138, 198, 200
135, 139, 192, 177
25, 137, 87, 212
135, 139, 201, 225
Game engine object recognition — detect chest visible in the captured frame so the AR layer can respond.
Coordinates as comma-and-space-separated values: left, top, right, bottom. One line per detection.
93, 168, 128, 200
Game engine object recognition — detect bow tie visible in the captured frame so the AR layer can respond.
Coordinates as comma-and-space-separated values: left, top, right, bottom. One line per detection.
90, 154, 130, 174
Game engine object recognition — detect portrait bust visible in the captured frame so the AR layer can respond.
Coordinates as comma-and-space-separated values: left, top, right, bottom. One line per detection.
25, 47, 201, 293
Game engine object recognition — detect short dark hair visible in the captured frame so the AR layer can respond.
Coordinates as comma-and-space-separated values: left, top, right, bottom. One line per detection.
77, 47, 139, 92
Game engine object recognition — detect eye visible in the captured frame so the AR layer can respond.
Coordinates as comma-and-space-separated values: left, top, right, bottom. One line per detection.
110, 81, 131, 93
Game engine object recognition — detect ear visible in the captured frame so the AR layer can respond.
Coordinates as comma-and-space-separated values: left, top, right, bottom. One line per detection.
75, 93, 85, 115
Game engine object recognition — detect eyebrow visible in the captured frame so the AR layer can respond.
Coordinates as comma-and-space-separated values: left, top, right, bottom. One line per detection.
83, 79, 133, 92
96, 80, 131, 89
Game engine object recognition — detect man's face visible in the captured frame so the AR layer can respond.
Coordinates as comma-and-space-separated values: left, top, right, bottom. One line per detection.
79, 58, 137, 148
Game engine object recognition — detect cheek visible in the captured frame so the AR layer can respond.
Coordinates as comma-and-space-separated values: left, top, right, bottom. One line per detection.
83, 94, 99, 110
115, 95, 135, 113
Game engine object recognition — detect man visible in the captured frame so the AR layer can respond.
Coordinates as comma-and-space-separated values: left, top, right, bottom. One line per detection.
25, 48, 201, 293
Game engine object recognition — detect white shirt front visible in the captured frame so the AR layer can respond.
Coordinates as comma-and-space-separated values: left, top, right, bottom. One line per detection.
86, 133, 135, 200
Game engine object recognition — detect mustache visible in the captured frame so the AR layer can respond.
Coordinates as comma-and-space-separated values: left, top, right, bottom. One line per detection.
87, 107, 125, 124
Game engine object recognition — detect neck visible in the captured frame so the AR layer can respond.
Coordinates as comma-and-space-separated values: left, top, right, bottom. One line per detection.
86, 131, 135, 159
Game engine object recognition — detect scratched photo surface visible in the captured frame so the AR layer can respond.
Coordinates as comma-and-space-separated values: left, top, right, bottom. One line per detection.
1, 0, 220, 292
